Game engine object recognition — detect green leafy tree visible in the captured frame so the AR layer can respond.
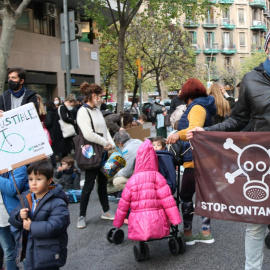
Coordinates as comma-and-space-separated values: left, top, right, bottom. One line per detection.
99, 42, 118, 100
127, 19, 195, 96
0, 0, 31, 93
240, 52, 266, 79
81, 0, 213, 112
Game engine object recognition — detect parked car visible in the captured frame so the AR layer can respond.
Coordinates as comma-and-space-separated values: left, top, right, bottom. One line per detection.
142, 102, 153, 121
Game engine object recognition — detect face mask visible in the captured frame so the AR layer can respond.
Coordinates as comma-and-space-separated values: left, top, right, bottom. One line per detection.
67, 106, 73, 111
156, 99, 160, 103
95, 99, 102, 106
8, 79, 21, 91
54, 101, 59, 105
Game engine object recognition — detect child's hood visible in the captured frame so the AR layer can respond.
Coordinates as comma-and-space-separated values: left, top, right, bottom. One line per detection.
134, 139, 159, 174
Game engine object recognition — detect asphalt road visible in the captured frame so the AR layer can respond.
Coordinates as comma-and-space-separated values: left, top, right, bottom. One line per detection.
62, 123, 270, 270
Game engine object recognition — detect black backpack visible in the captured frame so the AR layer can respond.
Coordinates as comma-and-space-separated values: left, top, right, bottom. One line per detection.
168, 141, 184, 166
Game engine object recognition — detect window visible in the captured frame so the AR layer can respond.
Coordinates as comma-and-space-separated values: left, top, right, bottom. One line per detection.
189, 31, 197, 44
205, 57, 216, 64
16, 10, 32, 32
223, 32, 231, 49
225, 57, 232, 67
205, 32, 215, 46
238, 8, 245, 23
239, 32, 246, 46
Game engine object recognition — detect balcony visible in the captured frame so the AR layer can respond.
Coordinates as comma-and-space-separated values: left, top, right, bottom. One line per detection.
203, 43, 220, 54
202, 19, 218, 29
250, 20, 267, 31
210, 0, 217, 2
183, 20, 200, 28
263, 8, 269, 16
249, 0, 266, 9
219, 0, 234, 3
221, 45, 237, 54
251, 44, 265, 52
192, 44, 201, 55
220, 18, 235, 30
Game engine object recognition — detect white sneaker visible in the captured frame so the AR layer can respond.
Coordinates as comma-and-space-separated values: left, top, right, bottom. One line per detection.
77, 216, 86, 229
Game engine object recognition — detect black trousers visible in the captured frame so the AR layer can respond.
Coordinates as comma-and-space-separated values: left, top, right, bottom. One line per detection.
79, 168, 109, 217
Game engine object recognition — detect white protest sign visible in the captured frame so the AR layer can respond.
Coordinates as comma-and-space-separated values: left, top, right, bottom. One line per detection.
0, 103, 53, 173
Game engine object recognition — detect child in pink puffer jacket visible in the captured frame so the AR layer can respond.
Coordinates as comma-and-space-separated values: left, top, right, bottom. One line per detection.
113, 139, 182, 241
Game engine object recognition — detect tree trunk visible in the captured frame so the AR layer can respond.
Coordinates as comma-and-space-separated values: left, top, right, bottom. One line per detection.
0, 15, 17, 93
132, 79, 138, 106
155, 70, 161, 97
117, 28, 126, 114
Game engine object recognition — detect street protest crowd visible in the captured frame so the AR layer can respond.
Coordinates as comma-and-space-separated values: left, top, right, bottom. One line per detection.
1, 30, 270, 270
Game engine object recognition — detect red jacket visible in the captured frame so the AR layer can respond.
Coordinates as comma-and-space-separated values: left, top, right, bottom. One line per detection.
113, 139, 182, 241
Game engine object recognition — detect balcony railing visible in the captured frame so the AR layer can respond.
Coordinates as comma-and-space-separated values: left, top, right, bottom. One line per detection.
202, 19, 218, 28
220, 18, 236, 29
251, 44, 265, 52
219, 0, 234, 3
221, 45, 237, 54
203, 43, 220, 54
263, 8, 269, 15
210, 0, 217, 3
249, 0, 266, 9
250, 20, 267, 31
192, 44, 201, 54
183, 20, 200, 28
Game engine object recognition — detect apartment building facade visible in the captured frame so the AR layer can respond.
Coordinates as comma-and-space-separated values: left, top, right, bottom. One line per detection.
0, 1, 101, 100
180, 0, 269, 94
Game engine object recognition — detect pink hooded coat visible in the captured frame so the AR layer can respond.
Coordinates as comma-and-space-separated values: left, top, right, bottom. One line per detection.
113, 139, 182, 241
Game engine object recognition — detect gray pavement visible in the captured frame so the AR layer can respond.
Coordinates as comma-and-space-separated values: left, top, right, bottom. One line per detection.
62, 123, 270, 270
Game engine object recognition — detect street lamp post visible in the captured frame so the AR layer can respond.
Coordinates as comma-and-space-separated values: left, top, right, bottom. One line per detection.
205, 41, 218, 87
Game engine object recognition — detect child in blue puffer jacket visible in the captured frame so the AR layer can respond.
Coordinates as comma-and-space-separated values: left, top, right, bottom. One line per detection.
9, 160, 70, 270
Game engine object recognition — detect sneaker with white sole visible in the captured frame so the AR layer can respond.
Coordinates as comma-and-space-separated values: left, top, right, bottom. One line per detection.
183, 234, 195, 246
77, 216, 86, 229
194, 232, 215, 244
101, 210, 115, 220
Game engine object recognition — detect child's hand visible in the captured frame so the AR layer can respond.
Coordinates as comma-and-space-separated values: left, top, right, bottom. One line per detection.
57, 166, 63, 172
23, 218, 32, 231
20, 208, 29, 219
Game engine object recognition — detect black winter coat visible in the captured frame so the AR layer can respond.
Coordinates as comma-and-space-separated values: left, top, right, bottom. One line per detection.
9, 184, 70, 270
169, 96, 185, 114
206, 62, 270, 132
55, 166, 81, 191
44, 108, 65, 154
0, 88, 38, 112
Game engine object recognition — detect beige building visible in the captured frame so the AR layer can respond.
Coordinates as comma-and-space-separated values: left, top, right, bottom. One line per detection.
0, 1, 102, 100
180, 0, 269, 95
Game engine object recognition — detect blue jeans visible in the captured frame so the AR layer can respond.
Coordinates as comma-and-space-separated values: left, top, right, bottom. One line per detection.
245, 223, 267, 270
0, 226, 18, 270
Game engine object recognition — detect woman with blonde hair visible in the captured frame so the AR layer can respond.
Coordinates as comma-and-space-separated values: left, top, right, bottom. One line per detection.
208, 83, 235, 124
36, 94, 47, 122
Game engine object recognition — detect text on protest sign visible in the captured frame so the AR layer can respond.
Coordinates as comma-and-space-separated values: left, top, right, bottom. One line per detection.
0, 103, 53, 173
192, 131, 270, 224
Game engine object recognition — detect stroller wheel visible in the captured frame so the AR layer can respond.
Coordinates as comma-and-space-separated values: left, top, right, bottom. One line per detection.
133, 243, 143, 262
265, 232, 270, 249
177, 236, 187, 254
168, 238, 180, 255
112, 229, 125, 245
107, 228, 116, 243
141, 242, 150, 261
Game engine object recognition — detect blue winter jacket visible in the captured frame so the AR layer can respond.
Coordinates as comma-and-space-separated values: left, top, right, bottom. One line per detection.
9, 184, 70, 270
178, 96, 216, 162
0, 166, 29, 214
